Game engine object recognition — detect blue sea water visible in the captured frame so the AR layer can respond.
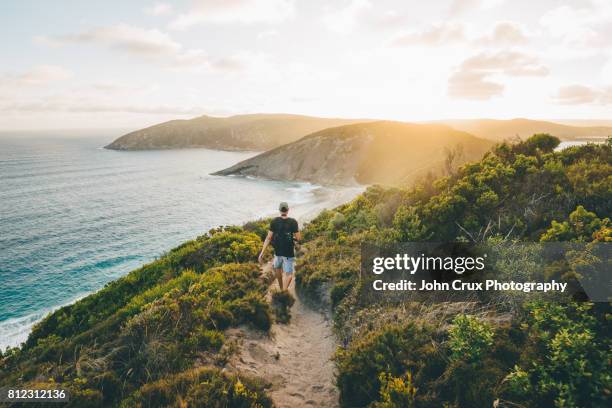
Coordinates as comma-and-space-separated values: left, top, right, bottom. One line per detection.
0, 131, 360, 349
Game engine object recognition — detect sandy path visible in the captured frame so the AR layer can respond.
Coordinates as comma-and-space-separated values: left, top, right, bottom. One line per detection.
226, 263, 339, 407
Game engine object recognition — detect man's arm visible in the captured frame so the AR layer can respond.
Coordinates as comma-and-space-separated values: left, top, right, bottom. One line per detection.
294, 220, 301, 242
258, 230, 273, 264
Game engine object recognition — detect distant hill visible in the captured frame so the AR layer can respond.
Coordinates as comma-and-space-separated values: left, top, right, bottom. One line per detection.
437, 118, 612, 142
213, 121, 493, 186
552, 119, 612, 127
104, 114, 371, 151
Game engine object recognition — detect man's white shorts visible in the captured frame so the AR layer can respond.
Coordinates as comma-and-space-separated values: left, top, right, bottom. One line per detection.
273, 256, 295, 274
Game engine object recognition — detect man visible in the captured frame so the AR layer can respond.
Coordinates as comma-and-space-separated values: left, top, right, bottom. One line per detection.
258, 202, 301, 290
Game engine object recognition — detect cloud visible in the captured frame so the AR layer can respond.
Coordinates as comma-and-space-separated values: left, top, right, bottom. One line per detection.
390, 21, 529, 48
602, 59, 612, 83
540, 1, 612, 49
0, 100, 204, 115
37, 24, 247, 74
323, 0, 409, 34
171, 49, 246, 72
390, 23, 465, 46
145, 3, 174, 16
553, 85, 612, 105
478, 22, 528, 45
602, 89, 612, 105
0, 65, 72, 87
169, 0, 295, 29
460, 51, 549, 76
448, 51, 548, 100
448, 70, 505, 100
89, 81, 158, 94
323, 0, 371, 33
449, 0, 504, 15
257, 30, 279, 40
41, 23, 181, 56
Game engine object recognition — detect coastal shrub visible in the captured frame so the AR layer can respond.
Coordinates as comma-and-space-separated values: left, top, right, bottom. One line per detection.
540, 205, 609, 242
226, 292, 272, 331
372, 372, 417, 408
109, 263, 270, 385
329, 279, 354, 307
1, 261, 272, 406
503, 302, 610, 408
392, 205, 428, 241
178, 230, 261, 271
242, 218, 272, 240
299, 138, 612, 407
302, 209, 334, 241
123, 366, 272, 408
120, 269, 201, 317
447, 314, 494, 363
328, 212, 347, 232
271, 289, 295, 324
26, 228, 262, 350
295, 233, 361, 302
373, 188, 405, 227
516, 133, 560, 155
409, 134, 594, 241
566, 157, 612, 216
303, 186, 405, 240
26, 258, 171, 348
335, 323, 439, 407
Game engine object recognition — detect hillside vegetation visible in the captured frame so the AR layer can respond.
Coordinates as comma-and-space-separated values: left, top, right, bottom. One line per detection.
296, 135, 611, 407
1, 135, 610, 407
0, 225, 275, 407
214, 121, 493, 186
105, 114, 370, 151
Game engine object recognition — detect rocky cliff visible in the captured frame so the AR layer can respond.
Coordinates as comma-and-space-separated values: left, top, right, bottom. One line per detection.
213, 121, 494, 186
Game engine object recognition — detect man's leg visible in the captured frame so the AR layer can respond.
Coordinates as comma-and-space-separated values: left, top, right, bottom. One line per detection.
275, 268, 283, 290
284, 272, 293, 290
272, 256, 283, 289
283, 257, 295, 291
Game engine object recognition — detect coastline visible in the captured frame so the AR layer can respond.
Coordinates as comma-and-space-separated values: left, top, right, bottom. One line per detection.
0, 184, 363, 351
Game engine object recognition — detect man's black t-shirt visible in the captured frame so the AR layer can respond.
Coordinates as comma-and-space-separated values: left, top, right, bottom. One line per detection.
270, 216, 298, 257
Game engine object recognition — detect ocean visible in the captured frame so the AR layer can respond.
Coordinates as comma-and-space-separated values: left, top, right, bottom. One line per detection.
0, 131, 361, 349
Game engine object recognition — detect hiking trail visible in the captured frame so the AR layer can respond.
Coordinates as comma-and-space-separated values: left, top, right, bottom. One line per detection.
226, 262, 339, 407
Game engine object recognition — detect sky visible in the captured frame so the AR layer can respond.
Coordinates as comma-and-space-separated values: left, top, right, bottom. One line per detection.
0, 0, 611, 130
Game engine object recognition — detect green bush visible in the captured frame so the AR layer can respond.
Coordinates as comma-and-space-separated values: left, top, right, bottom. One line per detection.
372, 372, 417, 408
26, 228, 262, 351
335, 323, 439, 407
447, 314, 494, 364
540, 205, 609, 242
1, 259, 272, 406
295, 232, 361, 301
242, 218, 272, 241
178, 230, 261, 271
503, 302, 610, 408
271, 290, 296, 324
124, 366, 272, 408
300, 137, 611, 407
392, 205, 427, 241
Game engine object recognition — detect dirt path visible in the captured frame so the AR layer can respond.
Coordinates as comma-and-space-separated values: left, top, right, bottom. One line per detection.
226, 263, 339, 407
